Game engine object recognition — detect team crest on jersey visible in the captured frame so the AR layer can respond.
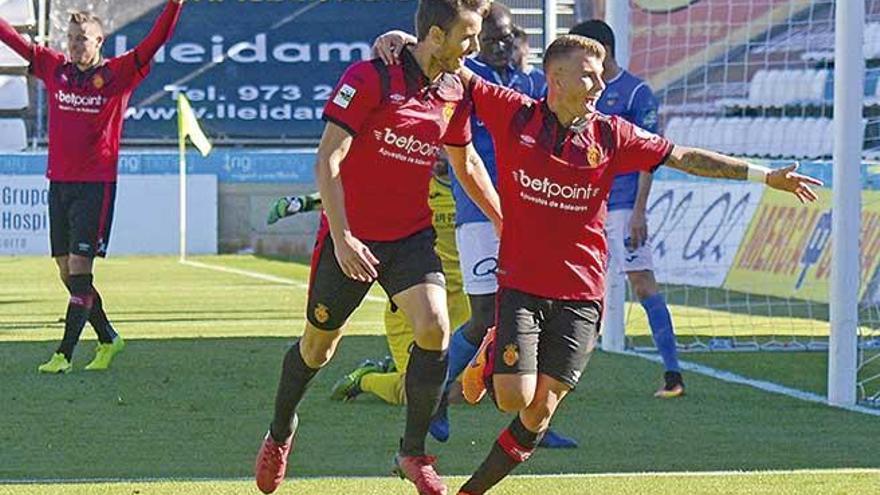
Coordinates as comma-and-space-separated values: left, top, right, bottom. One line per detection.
92, 74, 104, 89
587, 144, 603, 168
313, 303, 331, 324
502, 344, 519, 367
442, 102, 456, 123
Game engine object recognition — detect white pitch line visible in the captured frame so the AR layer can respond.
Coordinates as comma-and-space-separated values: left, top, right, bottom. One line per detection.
179, 259, 385, 303
3, 468, 878, 485
620, 349, 880, 417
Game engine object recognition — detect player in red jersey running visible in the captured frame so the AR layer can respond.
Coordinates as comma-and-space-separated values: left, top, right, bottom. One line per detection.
253, 1, 498, 494
451, 35, 821, 494
0, 0, 185, 374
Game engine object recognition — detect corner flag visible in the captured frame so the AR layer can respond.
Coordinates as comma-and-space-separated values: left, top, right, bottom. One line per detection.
177, 95, 212, 261
177, 95, 212, 156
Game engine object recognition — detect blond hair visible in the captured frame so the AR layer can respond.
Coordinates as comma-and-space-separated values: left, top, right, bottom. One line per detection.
542, 34, 605, 71
68, 10, 104, 34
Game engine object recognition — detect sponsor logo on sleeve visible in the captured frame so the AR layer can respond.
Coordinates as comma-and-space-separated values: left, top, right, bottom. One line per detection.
332, 84, 357, 109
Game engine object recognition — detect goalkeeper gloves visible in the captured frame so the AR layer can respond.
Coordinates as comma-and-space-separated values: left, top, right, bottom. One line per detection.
267, 193, 321, 225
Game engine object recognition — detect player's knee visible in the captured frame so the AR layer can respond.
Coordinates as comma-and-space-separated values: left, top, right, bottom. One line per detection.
629, 272, 658, 300
66, 254, 93, 275
411, 310, 450, 350
300, 327, 341, 369
495, 388, 532, 413
522, 399, 554, 429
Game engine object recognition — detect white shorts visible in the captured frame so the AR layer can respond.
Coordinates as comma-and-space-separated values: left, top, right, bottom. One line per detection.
455, 221, 499, 295
605, 208, 654, 274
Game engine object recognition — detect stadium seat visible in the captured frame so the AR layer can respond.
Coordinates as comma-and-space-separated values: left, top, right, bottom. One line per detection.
663, 116, 691, 145
0, 75, 28, 109
0, 32, 28, 67
817, 119, 831, 158
716, 118, 748, 155
864, 23, 880, 59
703, 118, 724, 151
767, 118, 790, 158
748, 69, 769, 105
786, 119, 811, 158
0, 118, 27, 151
808, 70, 829, 103
689, 116, 713, 149
767, 71, 790, 106
744, 117, 765, 158
0, 0, 36, 27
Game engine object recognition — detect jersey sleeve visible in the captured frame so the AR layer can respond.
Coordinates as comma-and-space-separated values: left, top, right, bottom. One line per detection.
131, 0, 182, 70
442, 99, 472, 147
629, 83, 660, 134
322, 61, 382, 136
0, 17, 63, 79
29, 45, 65, 81
612, 116, 673, 175
468, 76, 533, 138
106, 51, 150, 92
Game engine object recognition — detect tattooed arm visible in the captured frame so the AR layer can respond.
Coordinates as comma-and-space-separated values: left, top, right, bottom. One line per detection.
665, 145, 822, 203
665, 146, 749, 180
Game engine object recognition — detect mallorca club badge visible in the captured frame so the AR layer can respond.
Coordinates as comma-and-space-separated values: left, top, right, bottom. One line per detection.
502, 344, 519, 367
313, 303, 330, 324
442, 102, 456, 123
92, 74, 104, 90
587, 144, 603, 168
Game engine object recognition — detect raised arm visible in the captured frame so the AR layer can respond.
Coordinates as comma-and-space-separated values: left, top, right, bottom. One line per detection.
372, 30, 417, 65
445, 143, 502, 234
132, 0, 184, 65
665, 146, 822, 203
0, 17, 33, 60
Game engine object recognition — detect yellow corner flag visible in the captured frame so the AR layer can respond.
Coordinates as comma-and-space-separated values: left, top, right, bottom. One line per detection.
177, 95, 212, 157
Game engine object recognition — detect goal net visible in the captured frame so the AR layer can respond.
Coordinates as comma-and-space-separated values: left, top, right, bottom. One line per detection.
617, 0, 880, 405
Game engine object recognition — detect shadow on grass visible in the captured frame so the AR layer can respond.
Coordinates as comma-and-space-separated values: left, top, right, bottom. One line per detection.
1, 335, 878, 481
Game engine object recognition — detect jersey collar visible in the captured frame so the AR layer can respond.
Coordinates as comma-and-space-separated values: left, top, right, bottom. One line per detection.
401, 47, 463, 101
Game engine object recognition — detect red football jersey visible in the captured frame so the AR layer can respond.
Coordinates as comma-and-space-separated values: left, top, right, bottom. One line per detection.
0, 0, 182, 182
34, 50, 148, 182
322, 49, 471, 241
468, 77, 673, 300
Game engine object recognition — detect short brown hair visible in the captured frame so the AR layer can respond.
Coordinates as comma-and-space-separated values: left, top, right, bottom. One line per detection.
415, 0, 491, 41
542, 34, 605, 72
69, 10, 104, 34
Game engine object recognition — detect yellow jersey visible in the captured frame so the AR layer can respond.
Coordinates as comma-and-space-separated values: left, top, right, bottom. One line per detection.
428, 176, 458, 266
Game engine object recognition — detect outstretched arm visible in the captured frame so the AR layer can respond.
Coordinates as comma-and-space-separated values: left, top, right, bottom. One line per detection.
132, 0, 184, 66
665, 146, 822, 203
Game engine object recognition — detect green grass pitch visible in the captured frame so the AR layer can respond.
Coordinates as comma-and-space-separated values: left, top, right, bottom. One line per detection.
1, 255, 877, 494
